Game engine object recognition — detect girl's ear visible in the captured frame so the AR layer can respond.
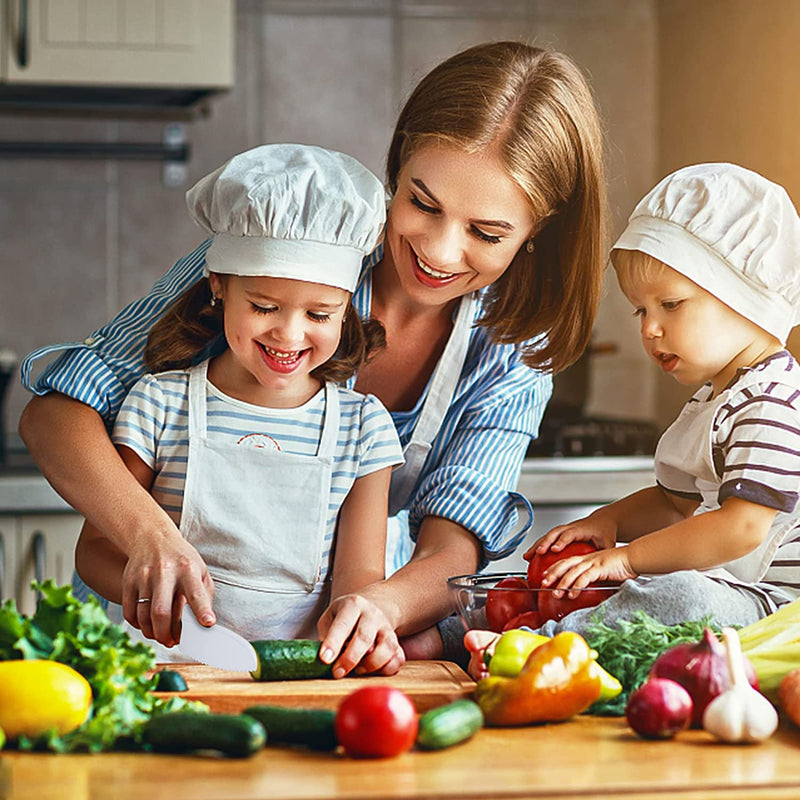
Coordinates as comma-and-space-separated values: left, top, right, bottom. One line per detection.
208, 272, 224, 299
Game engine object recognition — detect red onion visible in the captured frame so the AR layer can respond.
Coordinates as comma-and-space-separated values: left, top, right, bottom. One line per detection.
649, 627, 758, 727
626, 678, 693, 739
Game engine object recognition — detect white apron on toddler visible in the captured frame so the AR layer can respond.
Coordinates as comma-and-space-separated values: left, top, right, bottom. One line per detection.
655, 364, 800, 585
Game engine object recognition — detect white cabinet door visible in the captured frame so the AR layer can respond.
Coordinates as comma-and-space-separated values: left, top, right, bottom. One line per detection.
0, 516, 20, 605
16, 514, 83, 615
3, 0, 233, 87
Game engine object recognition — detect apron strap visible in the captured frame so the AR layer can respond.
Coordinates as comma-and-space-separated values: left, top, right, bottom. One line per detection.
187, 361, 209, 438
405, 292, 477, 450
317, 383, 339, 458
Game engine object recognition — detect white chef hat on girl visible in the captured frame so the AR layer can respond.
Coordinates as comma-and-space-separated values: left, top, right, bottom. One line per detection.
613, 162, 800, 344
186, 144, 386, 293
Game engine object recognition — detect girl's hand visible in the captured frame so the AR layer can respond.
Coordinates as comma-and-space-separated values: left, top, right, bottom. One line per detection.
540, 547, 636, 594
317, 594, 405, 678
523, 515, 617, 561
121, 536, 216, 647
463, 630, 502, 680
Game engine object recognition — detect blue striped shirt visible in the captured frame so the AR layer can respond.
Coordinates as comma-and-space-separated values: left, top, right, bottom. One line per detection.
22, 239, 552, 564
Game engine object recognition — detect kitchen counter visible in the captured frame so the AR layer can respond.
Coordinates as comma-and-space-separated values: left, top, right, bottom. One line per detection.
3, 714, 800, 800
517, 456, 654, 505
0, 456, 655, 515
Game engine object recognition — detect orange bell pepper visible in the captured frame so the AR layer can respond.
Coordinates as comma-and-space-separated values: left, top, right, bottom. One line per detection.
474, 631, 602, 726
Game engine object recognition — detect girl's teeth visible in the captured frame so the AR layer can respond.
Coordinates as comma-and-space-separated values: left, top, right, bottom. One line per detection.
416, 255, 452, 280
265, 347, 300, 361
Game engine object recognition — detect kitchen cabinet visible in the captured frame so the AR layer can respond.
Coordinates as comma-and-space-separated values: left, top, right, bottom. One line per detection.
0, 512, 82, 614
1, 0, 233, 93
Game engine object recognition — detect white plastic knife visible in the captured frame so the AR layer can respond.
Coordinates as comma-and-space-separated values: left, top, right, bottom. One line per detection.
176, 605, 258, 672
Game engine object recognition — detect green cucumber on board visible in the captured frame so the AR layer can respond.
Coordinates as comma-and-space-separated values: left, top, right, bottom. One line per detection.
416, 699, 484, 750
153, 669, 188, 692
143, 711, 266, 757
244, 705, 338, 750
249, 640, 334, 681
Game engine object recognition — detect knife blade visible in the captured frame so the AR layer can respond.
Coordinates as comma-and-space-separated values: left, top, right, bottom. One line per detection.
176, 605, 258, 673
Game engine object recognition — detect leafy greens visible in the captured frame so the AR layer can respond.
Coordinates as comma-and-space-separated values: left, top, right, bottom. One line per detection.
583, 610, 722, 716
0, 581, 205, 752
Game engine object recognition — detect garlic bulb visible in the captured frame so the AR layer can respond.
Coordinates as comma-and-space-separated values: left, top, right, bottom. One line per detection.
702, 627, 778, 743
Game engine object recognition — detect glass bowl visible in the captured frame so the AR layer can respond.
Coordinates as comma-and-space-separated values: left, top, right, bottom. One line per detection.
447, 572, 620, 632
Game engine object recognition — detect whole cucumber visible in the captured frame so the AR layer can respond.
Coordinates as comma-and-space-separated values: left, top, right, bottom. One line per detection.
416, 699, 484, 750
249, 640, 333, 681
143, 711, 266, 757
244, 705, 338, 750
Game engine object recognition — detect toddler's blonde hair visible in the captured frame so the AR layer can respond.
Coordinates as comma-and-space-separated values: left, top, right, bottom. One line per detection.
611, 248, 672, 298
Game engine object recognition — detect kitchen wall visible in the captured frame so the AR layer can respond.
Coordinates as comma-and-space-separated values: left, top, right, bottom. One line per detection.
655, 0, 800, 426
2, 0, 659, 446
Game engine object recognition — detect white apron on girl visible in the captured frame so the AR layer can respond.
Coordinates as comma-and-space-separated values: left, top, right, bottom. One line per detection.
655, 363, 800, 585
385, 292, 532, 572
131, 361, 338, 659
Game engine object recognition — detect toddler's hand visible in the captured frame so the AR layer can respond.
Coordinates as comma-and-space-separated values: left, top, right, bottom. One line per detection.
317, 594, 404, 678
541, 547, 636, 594
524, 515, 617, 561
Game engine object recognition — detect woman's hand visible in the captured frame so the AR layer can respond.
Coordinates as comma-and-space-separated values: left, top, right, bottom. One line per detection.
122, 535, 216, 646
540, 546, 636, 594
317, 593, 405, 678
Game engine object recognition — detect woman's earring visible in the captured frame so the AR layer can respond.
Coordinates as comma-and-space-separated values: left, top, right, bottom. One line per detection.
526, 238, 535, 254
210, 294, 219, 307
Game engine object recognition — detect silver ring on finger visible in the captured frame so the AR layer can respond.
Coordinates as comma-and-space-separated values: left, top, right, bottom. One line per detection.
137, 598, 152, 604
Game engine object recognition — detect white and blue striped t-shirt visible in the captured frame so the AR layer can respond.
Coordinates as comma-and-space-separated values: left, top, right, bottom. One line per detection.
115, 368, 403, 578
22, 239, 552, 567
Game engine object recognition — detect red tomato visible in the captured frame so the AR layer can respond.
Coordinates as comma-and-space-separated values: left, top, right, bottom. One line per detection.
538, 585, 609, 623
485, 576, 537, 632
502, 610, 542, 631
335, 686, 418, 758
526, 542, 597, 588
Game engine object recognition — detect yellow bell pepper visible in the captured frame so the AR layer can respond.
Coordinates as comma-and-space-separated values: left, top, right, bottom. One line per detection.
475, 631, 602, 726
488, 629, 550, 677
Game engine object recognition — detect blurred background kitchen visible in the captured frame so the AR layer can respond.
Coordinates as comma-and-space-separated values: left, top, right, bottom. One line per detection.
3, 0, 800, 602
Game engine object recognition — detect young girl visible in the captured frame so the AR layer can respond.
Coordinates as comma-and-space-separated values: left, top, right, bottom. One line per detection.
74, 144, 404, 670
466, 162, 800, 676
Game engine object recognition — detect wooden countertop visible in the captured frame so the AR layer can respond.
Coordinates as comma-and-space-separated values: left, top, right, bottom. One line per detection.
4, 713, 800, 799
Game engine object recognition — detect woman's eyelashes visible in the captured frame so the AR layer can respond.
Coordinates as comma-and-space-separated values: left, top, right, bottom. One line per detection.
409, 193, 503, 244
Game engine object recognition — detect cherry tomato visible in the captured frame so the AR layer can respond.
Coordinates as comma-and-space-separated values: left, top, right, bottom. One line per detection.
335, 686, 418, 758
485, 576, 537, 632
501, 610, 542, 631
538, 585, 609, 623
526, 541, 597, 588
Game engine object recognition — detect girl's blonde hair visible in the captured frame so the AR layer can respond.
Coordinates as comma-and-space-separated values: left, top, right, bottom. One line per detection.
144, 277, 385, 383
386, 41, 608, 373
611, 248, 672, 298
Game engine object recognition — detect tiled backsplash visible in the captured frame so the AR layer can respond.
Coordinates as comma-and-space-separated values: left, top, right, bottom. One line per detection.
2, 0, 660, 443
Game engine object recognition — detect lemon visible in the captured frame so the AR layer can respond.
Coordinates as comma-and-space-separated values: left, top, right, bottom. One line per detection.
0, 660, 92, 738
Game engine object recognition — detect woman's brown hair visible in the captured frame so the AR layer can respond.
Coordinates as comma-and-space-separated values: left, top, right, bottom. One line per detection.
144, 276, 385, 383
386, 41, 608, 373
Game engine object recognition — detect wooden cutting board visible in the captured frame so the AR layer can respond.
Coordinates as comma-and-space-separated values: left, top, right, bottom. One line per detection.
151, 660, 476, 713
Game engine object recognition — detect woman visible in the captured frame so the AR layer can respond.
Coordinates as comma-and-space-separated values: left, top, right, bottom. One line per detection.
19, 41, 607, 675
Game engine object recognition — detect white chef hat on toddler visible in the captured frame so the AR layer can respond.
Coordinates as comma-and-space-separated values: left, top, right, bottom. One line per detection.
186, 144, 386, 294
613, 162, 800, 344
